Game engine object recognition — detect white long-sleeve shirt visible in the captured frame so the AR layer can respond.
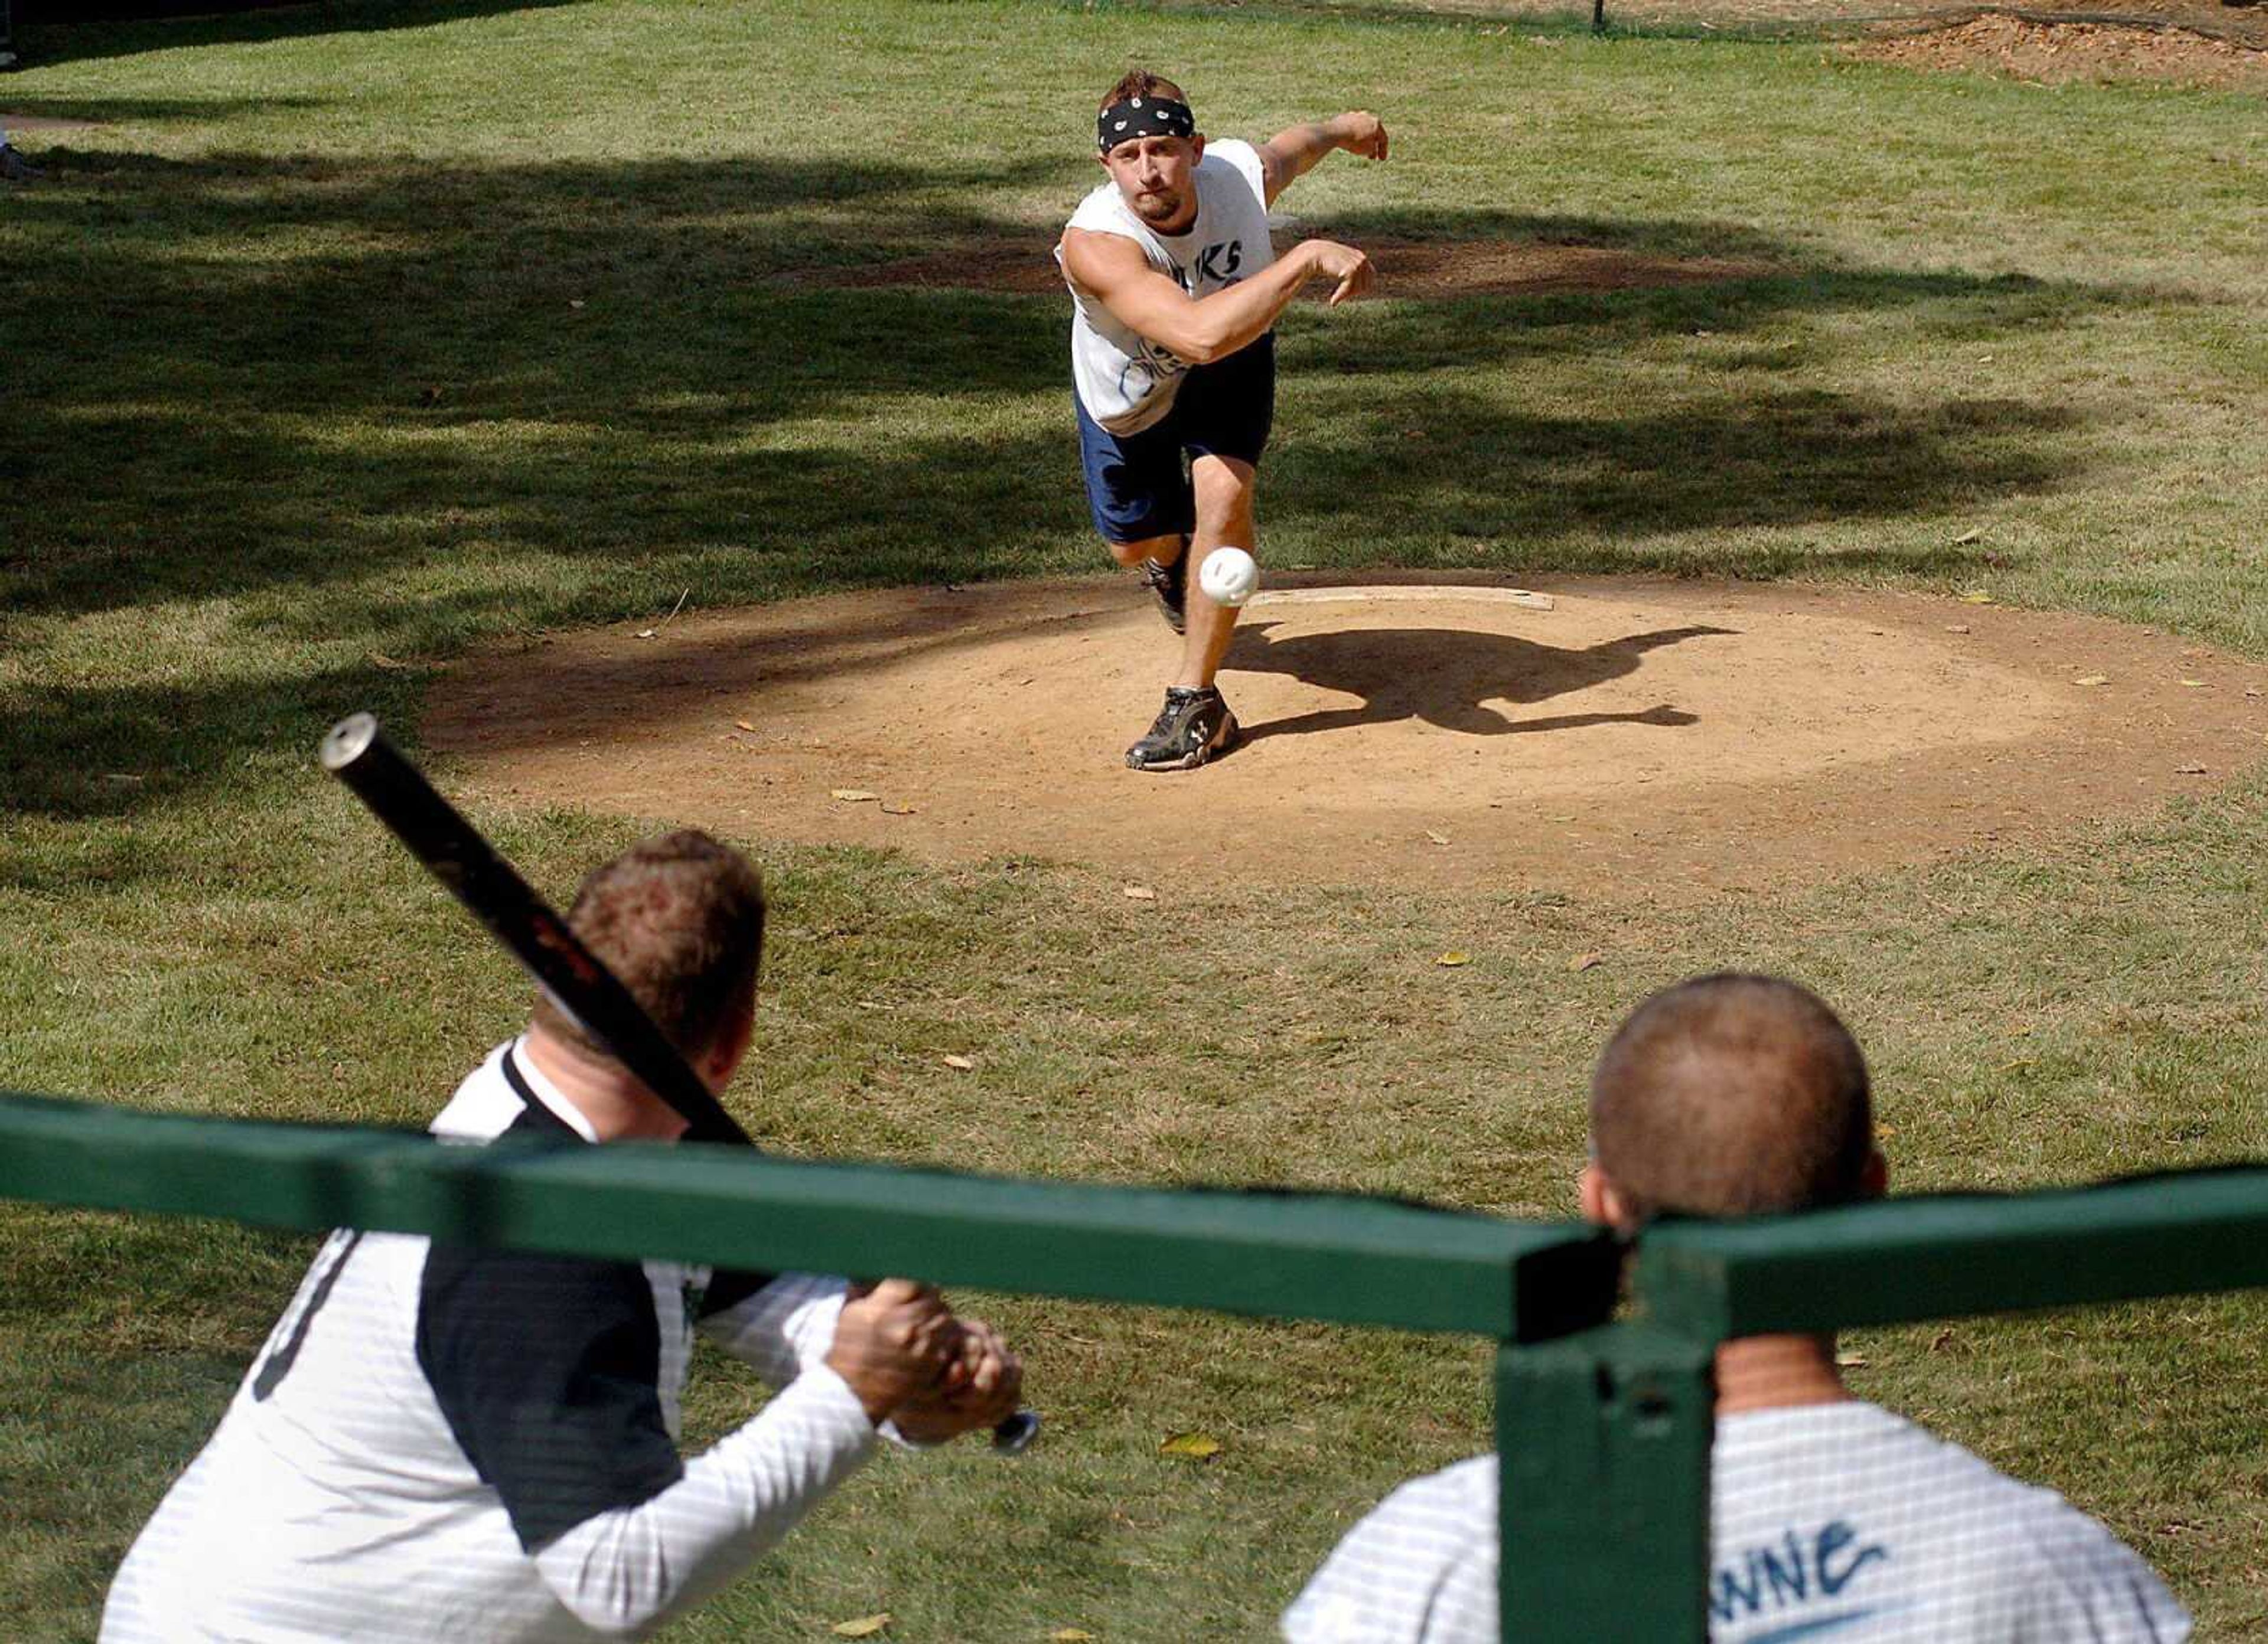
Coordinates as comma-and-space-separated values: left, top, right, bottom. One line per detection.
103, 1040, 882, 1642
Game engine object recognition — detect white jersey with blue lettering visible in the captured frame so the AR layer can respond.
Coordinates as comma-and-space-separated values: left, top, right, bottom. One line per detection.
1282, 1401, 2190, 1643
1058, 136, 1276, 435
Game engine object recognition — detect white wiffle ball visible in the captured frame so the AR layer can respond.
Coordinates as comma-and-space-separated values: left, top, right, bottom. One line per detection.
1198, 547, 1260, 607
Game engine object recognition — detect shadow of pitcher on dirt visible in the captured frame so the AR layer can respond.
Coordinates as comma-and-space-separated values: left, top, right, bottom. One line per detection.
1223, 621, 1736, 746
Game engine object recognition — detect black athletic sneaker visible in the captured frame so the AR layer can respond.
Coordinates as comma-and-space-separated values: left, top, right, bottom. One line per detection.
1138, 546, 1188, 635
1125, 686, 1239, 772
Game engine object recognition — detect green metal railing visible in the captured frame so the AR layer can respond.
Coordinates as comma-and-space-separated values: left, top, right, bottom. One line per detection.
7, 1090, 2268, 1640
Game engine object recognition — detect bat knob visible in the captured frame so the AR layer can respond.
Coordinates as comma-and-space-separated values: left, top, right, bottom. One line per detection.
991, 1410, 1041, 1455
321, 712, 381, 772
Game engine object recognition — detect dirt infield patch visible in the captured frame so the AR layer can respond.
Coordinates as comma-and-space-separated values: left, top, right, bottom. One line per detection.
1388, 0, 2268, 56
778, 237, 1772, 300
423, 576, 2268, 895
0, 114, 103, 133
1849, 12, 2268, 92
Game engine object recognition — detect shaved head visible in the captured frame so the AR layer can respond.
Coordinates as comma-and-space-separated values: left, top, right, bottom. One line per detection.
1589, 974, 1872, 1224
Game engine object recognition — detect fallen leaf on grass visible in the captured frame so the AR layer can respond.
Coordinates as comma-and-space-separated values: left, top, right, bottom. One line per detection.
1122, 885, 1157, 901
2179, 679, 2209, 689
1569, 953, 1604, 973
880, 801, 919, 816
1425, 829, 1451, 846
368, 652, 412, 671
1835, 1353, 1869, 1369
2176, 764, 2208, 775
634, 628, 657, 640
102, 772, 145, 785
734, 719, 757, 733
1435, 951, 1471, 968
1876, 1124, 1898, 1140
942, 1054, 976, 1071
1998, 1058, 2037, 1074
1958, 590, 1994, 605
831, 789, 880, 803
831, 1616, 891, 1639
1050, 1631, 1098, 1642
1953, 528, 1984, 545
2071, 675, 2109, 687
1159, 1431, 1223, 1460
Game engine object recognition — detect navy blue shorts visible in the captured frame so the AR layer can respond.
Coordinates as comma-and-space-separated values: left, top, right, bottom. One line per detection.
1075, 332, 1276, 544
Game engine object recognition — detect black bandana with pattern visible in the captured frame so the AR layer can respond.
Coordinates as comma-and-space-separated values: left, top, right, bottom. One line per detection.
1097, 95, 1195, 154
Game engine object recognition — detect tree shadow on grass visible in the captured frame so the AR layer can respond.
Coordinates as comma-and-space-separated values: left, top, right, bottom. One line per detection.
0, 662, 410, 825
0, 96, 330, 126
14, 0, 583, 68
3, 151, 2096, 616
1226, 620, 1730, 744
1268, 380, 2081, 549
0, 148, 2119, 817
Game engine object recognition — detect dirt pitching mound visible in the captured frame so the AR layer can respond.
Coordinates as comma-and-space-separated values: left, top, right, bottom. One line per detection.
423, 575, 2268, 895
779, 237, 1772, 300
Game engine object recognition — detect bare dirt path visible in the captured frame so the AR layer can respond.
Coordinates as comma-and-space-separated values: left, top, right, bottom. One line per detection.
424, 575, 2268, 895
1846, 8, 2268, 90
780, 238, 1773, 300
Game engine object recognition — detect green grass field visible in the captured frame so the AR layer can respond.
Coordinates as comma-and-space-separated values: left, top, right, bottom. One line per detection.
5, 0, 2268, 1636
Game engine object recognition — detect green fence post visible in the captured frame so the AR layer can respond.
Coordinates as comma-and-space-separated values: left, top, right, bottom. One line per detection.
1498, 1323, 1714, 1641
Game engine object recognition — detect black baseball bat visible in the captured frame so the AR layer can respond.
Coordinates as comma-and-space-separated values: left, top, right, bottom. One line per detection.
319, 713, 1038, 1453
321, 712, 749, 1145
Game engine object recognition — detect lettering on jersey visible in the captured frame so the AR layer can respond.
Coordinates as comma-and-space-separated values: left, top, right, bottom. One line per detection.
1116, 342, 1188, 406
1166, 241, 1245, 293
1194, 239, 1243, 284
1708, 1521, 1889, 1634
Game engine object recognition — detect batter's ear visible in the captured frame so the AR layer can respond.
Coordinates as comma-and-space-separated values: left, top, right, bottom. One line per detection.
1578, 1162, 1611, 1225
1191, 133, 1205, 162
698, 993, 758, 1092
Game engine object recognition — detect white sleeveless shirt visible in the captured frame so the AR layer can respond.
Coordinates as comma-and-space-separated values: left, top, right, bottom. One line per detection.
1059, 138, 1276, 435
